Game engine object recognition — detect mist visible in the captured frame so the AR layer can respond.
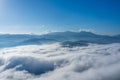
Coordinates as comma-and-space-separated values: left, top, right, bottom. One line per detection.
0, 43, 120, 80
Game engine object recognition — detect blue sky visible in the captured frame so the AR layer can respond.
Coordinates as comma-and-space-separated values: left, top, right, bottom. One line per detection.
0, 0, 120, 35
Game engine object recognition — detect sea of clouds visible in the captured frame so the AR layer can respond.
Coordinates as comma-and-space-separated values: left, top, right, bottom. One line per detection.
0, 43, 120, 80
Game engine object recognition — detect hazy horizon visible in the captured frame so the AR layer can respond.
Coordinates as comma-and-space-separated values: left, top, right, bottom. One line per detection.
0, 30, 119, 36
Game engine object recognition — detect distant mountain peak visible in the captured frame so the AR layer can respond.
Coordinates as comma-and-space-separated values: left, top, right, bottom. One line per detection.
46, 31, 96, 35
78, 31, 96, 35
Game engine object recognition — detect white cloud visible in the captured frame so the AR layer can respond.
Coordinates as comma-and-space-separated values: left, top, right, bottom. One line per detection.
79, 29, 95, 33
0, 43, 120, 80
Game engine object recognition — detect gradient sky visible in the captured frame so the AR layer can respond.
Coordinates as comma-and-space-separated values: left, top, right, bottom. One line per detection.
0, 0, 120, 35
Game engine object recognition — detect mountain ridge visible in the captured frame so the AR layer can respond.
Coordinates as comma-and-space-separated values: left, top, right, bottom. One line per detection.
0, 31, 120, 48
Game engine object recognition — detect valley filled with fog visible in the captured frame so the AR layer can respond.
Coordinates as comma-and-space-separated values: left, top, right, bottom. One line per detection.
0, 31, 120, 80
0, 43, 120, 80
1, 0, 120, 79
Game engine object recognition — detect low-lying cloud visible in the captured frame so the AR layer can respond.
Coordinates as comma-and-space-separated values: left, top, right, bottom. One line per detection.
0, 43, 120, 80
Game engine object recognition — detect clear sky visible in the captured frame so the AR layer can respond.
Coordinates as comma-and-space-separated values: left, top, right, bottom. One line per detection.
0, 0, 120, 35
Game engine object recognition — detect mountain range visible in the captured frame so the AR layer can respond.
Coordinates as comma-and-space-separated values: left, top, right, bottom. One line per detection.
0, 31, 120, 48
